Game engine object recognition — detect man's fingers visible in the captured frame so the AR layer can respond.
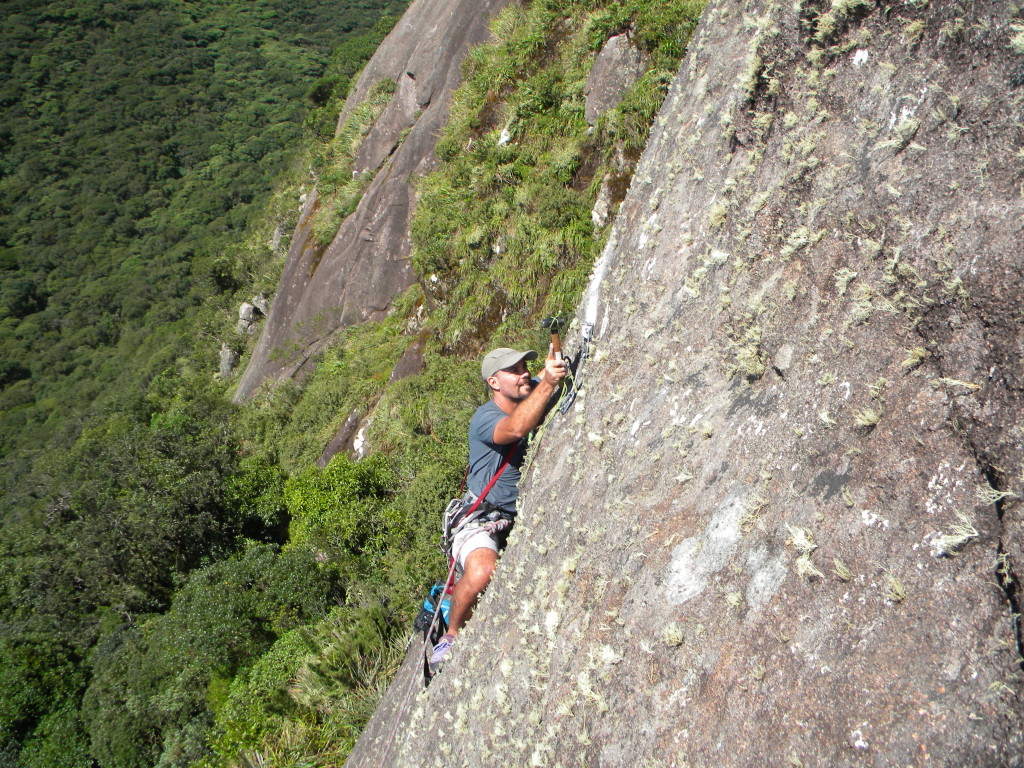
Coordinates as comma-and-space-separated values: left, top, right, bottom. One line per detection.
541, 344, 566, 384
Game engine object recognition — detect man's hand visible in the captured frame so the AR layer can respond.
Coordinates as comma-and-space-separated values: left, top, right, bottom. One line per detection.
541, 342, 569, 387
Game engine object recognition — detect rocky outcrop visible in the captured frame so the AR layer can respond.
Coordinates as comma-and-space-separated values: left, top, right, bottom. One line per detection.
316, 410, 363, 468
217, 344, 238, 379
236, 297, 267, 335
349, 0, 1024, 765
584, 33, 648, 124
586, 33, 649, 230
233, 0, 511, 401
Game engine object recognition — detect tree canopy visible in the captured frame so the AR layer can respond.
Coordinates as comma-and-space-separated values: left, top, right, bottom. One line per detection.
0, 0, 402, 467
0, 1, 406, 764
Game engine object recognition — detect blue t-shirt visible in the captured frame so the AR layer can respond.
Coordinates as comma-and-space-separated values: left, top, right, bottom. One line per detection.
467, 400, 527, 512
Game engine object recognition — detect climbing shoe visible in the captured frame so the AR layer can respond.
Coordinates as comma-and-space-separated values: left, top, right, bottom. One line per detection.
428, 634, 455, 674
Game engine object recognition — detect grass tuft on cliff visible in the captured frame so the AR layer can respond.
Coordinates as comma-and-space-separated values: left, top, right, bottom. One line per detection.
412, 0, 703, 350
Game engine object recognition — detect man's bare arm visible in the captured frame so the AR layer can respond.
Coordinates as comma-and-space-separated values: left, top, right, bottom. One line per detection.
492, 345, 567, 444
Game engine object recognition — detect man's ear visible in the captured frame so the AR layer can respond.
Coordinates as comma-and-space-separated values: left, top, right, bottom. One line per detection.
486, 375, 500, 392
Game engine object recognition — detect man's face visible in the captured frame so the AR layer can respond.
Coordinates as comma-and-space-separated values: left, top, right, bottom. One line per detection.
490, 360, 533, 402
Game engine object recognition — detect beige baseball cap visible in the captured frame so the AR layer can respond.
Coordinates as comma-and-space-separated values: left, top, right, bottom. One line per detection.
481, 347, 538, 380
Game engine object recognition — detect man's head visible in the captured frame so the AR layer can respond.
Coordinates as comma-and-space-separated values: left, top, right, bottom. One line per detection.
481, 347, 538, 403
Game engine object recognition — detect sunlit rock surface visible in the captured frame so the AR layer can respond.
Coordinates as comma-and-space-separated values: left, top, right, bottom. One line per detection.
584, 33, 648, 124
347, 0, 1024, 765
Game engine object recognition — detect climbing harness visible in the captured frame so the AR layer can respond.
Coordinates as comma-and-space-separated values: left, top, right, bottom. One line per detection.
418, 439, 521, 687
439, 441, 518, 562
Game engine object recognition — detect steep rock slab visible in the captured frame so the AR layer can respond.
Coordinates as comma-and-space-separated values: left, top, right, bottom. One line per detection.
234, 0, 510, 401
355, 0, 1024, 765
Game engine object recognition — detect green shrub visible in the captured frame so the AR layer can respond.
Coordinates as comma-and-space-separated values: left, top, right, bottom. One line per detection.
16, 702, 92, 768
284, 454, 400, 561
80, 544, 338, 768
203, 629, 315, 762
225, 455, 288, 533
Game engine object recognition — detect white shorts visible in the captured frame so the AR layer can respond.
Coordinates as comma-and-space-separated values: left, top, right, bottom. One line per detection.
451, 523, 502, 570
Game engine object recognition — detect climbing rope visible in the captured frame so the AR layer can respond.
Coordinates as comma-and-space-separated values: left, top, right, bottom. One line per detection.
376, 555, 457, 768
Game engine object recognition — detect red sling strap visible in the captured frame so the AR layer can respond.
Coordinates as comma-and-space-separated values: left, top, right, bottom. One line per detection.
459, 439, 519, 523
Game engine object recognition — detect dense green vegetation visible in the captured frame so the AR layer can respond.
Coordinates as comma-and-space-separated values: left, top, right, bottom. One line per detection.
0, 1, 407, 765
0, 0, 703, 765
0, 0, 404, 481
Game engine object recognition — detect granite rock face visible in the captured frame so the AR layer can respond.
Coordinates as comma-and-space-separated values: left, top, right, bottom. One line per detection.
217, 344, 238, 379
348, 0, 1024, 765
584, 33, 648, 124
233, 0, 511, 401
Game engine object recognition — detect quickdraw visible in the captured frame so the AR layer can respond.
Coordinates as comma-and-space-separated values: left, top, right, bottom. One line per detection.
558, 320, 593, 414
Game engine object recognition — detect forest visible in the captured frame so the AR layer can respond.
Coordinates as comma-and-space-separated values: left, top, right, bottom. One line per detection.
0, 0, 400, 472
0, 0, 703, 765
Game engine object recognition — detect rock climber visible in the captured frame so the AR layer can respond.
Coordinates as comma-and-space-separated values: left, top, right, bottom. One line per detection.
430, 344, 568, 671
